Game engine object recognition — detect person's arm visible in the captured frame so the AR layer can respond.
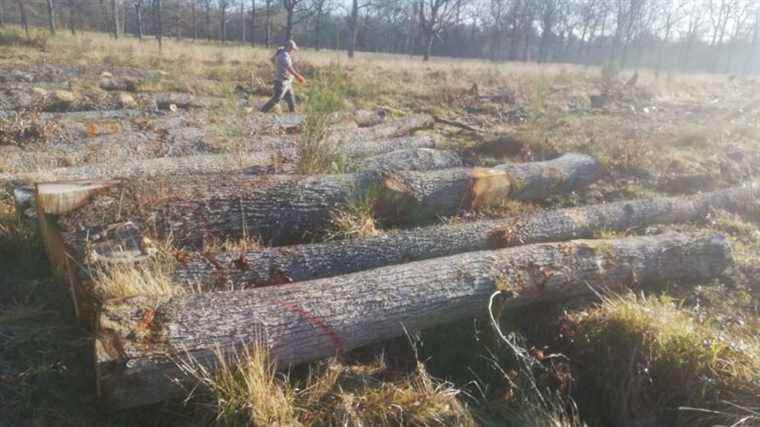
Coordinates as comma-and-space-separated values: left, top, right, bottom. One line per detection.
284, 55, 306, 83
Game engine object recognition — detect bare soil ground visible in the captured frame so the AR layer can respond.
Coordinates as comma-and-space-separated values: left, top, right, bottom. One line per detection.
1, 29, 758, 426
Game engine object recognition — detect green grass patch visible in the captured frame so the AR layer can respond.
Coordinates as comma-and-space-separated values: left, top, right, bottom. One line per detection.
563, 294, 760, 426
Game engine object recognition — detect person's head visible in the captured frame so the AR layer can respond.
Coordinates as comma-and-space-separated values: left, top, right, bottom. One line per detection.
286, 40, 298, 53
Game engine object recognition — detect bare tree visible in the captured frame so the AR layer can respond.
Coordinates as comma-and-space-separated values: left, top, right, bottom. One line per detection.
192, 0, 197, 39
135, 0, 145, 39
17, 0, 29, 37
250, 0, 255, 45
282, 0, 307, 42
312, 0, 330, 51
111, 0, 120, 38
265, 0, 272, 46
156, 0, 163, 49
220, 0, 228, 42
47, 0, 57, 34
240, 0, 246, 42
418, 0, 469, 61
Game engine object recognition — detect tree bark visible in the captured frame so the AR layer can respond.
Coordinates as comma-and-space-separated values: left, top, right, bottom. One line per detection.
40, 154, 599, 249
348, 0, 358, 58
250, 0, 255, 46
17, 0, 29, 38
156, 0, 162, 50
240, 0, 245, 42
220, 1, 227, 43
191, 0, 197, 40
111, 0, 119, 39
95, 233, 732, 411
265, 0, 271, 47
47, 0, 56, 34
169, 182, 759, 290
135, 0, 144, 40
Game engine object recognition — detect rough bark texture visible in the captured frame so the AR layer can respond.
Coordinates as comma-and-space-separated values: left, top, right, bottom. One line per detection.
375, 153, 600, 223
45, 154, 599, 248
357, 148, 463, 172
171, 183, 759, 289
95, 233, 732, 411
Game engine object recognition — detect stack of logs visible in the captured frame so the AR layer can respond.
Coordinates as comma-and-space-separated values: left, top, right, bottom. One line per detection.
21, 113, 752, 411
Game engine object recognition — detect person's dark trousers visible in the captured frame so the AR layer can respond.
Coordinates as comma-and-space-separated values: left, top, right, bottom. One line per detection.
261, 80, 296, 113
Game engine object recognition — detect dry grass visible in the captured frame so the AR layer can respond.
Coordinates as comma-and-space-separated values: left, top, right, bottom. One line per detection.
563, 293, 760, 426
180, 344, 475, 427
91, 251, 182, 300
326, 187, 380, 240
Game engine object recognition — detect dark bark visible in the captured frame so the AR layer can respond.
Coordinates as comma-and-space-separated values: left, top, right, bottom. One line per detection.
156, 0, 162, 50
265, 0, 271, 47
220, 0, 227, 42
191, 0, 197, 40
95, 233, 732, 411
250, 0, 255, 46
111, 0, 119, 39
348, 0, 358, 58
17, 0, 29, 38
171, 183, 759, 290
240, 0, 245, 42
135, 0, 144, 40
40, 154, 600, 248
47, 0, 56, 34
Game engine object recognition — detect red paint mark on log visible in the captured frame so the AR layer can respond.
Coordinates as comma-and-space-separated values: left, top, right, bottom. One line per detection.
275, 301, 344, 353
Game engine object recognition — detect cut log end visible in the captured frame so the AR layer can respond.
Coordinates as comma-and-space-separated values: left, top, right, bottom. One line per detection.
36, 179, 122, 215
469, 167, 513, 210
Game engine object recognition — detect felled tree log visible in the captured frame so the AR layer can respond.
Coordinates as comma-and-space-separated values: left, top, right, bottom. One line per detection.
357, 148, 464, 172
172, 182, 759, 289
95, 233, 732, 411
376, 153, 600, 223
326, 114, 434, 145
40, 154, 599, 249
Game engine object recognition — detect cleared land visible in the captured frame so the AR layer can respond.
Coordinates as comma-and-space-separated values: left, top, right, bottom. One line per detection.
1, 29, 758, 427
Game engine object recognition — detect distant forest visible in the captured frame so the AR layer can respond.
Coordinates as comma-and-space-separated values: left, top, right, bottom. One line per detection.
3, 0, 760, 74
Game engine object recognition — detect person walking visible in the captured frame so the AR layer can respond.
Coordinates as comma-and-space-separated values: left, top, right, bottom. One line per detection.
261, 40, 306, 113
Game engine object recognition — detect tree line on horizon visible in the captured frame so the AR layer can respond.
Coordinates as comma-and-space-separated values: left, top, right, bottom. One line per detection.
2, 0, 760, 74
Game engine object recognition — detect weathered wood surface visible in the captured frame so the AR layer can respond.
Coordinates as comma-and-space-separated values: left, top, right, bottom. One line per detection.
43, 154, 599, 248
326, 114, 434, 146
172, 183, 759, 289
357, 148, 464, 172
375, 153, 600, 223
95, 233, 732, 411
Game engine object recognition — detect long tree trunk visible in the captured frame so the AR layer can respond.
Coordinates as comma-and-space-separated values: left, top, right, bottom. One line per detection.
135, 0, 144, 39
348, 0, 358, 58
18, 0, 29, 38
95, 233, 732, 411
220, 2, 226, 42
240, 0, 245, 42
68, 0, 76, 34
250, 0, 255, 46
285, 4, 293, 41
39, 154, 600, 249
265, 0, 271, 46
156, 0, 162, 50
46, 0, 56, 34
111, 0, 119, 39
314, 4, 321, 51
205, 0, 210, 41
0, 0, 4, 26
191, 0, 197, 40
169, 183, 760, 290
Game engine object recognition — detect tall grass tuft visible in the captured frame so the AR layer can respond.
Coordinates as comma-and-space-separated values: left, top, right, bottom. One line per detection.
296, 64, 351, 175
180, 344, 476, 426
564, 293, 760, 426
